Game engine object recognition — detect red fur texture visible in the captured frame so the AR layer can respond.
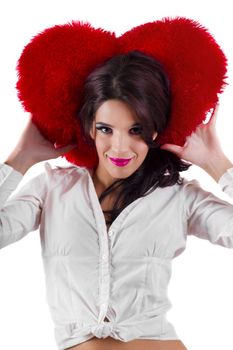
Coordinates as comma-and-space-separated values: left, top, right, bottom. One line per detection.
16, 17, 227, 168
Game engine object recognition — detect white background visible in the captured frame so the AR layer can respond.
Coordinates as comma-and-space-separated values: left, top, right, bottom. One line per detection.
0, 1, 233, 349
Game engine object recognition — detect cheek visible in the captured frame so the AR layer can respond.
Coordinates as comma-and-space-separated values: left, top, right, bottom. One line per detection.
136, 142, 149, 157
95, 137, 107, 153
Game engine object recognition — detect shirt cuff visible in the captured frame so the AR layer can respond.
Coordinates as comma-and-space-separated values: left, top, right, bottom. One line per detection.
218, 167, 233, 188
0, 162, 24, 184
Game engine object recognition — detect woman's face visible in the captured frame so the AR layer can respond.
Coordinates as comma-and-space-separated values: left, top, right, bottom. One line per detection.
90, 99, 158, 189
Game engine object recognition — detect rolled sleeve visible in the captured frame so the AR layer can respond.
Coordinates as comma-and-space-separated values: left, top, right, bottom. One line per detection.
0, 163, 47, 249
183, 176, 233, 248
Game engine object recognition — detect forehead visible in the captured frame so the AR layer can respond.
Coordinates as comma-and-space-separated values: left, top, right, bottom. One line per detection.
95, 99, 139, 125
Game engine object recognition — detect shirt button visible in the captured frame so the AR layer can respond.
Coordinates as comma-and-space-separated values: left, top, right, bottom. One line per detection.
102, 254, 107, 261
108, 230, 114, 236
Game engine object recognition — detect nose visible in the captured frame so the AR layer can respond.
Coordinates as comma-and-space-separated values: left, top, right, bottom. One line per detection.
111, 132, 130, 154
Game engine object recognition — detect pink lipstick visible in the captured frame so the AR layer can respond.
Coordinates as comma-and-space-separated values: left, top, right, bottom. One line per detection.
109, 157, 132, 167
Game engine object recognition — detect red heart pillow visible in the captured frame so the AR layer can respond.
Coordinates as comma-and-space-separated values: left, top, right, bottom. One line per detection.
16, 17, 227, 168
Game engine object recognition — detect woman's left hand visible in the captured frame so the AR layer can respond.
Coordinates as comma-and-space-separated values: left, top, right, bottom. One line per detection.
160, 103, 224, 169
161, 103, 233, 182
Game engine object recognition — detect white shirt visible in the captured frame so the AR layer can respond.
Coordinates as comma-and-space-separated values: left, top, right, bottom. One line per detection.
1, 161, 233, 350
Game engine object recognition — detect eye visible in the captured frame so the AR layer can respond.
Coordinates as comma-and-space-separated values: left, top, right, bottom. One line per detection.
96, 126, 112, 134
130, 126, 143, 135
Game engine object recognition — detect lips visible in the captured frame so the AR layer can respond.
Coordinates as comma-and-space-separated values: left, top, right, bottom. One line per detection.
109, 157, 132, 167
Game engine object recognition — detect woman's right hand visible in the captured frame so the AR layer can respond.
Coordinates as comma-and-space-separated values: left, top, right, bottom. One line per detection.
5, 114, 77, 174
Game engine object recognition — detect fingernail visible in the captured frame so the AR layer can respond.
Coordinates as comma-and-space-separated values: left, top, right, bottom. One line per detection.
54, 142, 63, 149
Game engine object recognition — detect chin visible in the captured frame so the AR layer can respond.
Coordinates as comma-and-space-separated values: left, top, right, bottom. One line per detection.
107, 166, 138, 179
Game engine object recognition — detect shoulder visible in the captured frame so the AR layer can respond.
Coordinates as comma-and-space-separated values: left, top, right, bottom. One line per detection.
178, 176, 201, 191
42, 161, 89, 188
148, 176, 203, 205
172, 176, 203, 201
44, 162, 87, 181
154, 175, 201, 196
43, 161, 84, 175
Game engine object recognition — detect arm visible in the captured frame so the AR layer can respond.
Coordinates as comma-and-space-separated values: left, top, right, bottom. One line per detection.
4, 114, 77, 175
0, 162, 47, 249
160, 103, 233, 182
161, 103, 233, 247
1, 114, 76, 249
183, 173, 233, 247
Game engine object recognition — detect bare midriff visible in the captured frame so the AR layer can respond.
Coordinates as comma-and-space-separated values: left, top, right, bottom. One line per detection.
66, 337, 188, 350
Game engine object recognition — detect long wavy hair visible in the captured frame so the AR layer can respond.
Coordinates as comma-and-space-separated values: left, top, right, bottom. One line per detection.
78, 50, 192, 225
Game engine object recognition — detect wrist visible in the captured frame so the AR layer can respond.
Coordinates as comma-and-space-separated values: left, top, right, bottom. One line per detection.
202, 153, 233, 182
4, 150, 36, 175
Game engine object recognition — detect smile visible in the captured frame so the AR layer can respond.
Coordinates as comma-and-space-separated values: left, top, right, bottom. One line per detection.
109, 157, 133, 167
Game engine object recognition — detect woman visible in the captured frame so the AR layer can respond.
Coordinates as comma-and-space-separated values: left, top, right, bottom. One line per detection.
1, 51, 233, 350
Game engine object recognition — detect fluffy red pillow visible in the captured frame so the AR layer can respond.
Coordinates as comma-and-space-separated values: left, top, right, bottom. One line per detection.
16, 17, 227, 168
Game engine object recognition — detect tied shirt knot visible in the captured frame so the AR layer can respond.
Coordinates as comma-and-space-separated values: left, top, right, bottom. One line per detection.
91, 321, 113, 338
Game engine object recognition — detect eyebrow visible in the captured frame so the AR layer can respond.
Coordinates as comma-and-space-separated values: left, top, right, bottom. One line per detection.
95, 122, 141, 127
